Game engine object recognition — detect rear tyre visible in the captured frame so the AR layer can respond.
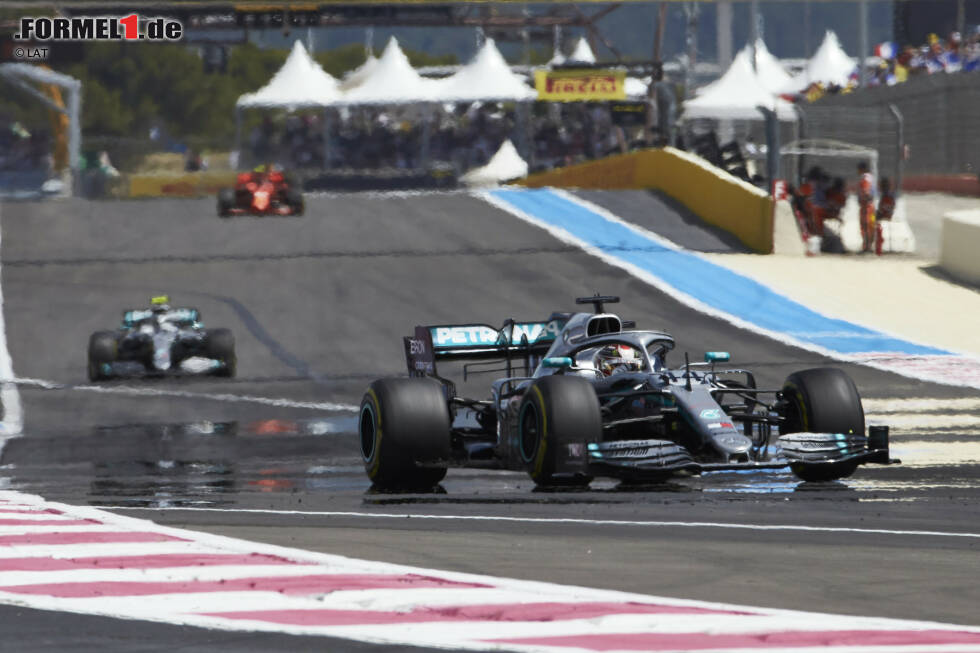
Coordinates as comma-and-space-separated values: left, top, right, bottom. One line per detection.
781, 367, 864, 482
87, 331, 118, 382
360, 378, 450, 491
518, 375, 599, 488
205, 328, 236, 377
286, 189, 304, 216
217, 188, 235, 217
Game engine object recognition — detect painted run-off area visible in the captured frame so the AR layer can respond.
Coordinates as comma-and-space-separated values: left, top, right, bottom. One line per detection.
0, 492, 978, 652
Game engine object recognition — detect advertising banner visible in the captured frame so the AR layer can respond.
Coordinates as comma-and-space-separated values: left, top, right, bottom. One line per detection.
534, 69, 626, 102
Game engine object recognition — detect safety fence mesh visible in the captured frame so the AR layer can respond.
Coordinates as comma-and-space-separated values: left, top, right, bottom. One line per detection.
803, 71, 980, 181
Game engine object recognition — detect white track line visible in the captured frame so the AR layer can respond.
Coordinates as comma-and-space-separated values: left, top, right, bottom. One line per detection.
0, 524, 126, 535
0, 564, 334, 587
0, 203, 22, 439
104, 507, 980, 539
0, 541, 221, 559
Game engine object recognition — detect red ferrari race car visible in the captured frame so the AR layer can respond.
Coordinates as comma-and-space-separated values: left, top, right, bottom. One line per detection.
217, 169, 304, 217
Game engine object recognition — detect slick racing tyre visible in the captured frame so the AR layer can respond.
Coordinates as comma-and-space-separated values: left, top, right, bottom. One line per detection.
781, 367, 865, 482
205, 328, 236, 377
217, 189, 235, 217
518, 375, 600, 488
286, 189, 304, 216
87, 331, 118, 382
360, 378, 450, 491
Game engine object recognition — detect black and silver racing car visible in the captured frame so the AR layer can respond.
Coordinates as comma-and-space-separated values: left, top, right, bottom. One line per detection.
359, 295, 894, 491
87, 296, 236, 381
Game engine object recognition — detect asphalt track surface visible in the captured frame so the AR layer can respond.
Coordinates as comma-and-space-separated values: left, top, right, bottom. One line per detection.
0, 193, 977, 650
570, 189, 752, 253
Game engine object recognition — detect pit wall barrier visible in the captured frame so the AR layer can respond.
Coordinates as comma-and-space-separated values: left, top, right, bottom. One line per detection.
516, 147, 775, 254
940, 210, 980, 286
129, 171, 238, 198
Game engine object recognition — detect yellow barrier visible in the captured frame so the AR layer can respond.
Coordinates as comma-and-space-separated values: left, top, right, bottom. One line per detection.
129, 171, 238, 198
517, 148, 774, 254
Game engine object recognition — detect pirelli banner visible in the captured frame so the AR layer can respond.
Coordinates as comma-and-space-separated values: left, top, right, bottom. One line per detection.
534, 69, 626, 102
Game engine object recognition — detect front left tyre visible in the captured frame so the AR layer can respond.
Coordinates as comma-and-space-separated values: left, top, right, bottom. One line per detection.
87, 331, 118, 382
205, 328, 236, 377
359, 377, 450, 491
286, 189, 304, 216
518, 375, 600, 488
217, 188, 235, 217
780, 367, 865, 482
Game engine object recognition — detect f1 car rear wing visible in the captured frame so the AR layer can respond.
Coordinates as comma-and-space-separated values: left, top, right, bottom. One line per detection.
405, 318, 566, 378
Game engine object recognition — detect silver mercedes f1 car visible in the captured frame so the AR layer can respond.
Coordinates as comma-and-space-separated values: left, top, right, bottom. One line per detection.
87, 296, 236, 381
359, 295, 894, 491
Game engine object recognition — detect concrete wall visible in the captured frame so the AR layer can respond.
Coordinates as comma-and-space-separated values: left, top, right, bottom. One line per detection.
517, 148, 775, 254
940, 210, 980, 286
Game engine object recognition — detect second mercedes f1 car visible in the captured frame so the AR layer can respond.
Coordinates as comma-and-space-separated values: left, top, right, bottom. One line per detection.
359, 295, 894, 491
87, 296, 236, 381
217, 169, 304, 217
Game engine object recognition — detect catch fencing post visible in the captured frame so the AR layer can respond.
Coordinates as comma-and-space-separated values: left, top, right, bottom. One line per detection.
888, 103, 903, 197
757, 106, 780, 188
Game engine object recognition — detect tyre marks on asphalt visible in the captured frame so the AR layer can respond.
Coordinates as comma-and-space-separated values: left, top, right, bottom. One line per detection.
867, 395, 980, 467
204, 293, 320, 382
865, 397, 980, 452
1, 491, 979, 652
864, 397, 980, 413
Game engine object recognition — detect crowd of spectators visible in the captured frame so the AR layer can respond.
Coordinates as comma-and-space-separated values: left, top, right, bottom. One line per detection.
794, 28, 980, 101
530, 104, 644, 172
244, 101, 644, 174
249, 115, 326, 169
869, 28, 980, 86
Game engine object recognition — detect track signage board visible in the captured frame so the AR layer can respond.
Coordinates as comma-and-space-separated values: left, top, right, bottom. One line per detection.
534, 69, 626, 102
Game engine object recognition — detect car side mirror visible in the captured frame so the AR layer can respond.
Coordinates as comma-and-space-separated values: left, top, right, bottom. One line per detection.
704, 351, 730, 362
542, 357, 573, 369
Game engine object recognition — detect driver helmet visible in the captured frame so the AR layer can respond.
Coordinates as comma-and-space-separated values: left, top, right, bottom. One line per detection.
597, 344, 641, 377
150, 295, 171, 315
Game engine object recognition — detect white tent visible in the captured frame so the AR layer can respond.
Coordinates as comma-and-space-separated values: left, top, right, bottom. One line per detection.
237, 40, 341, 108
684, 49, 797, 121
625, 76, 650, 98
340, 37, 438, 105
436, 39, 536, 102
751, 39, 796, 95
567, 37, 597, 64
339, 54, 379, 92
549, 37, 597, 66
461, 140, 528, 185
790, 31, 856, 89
